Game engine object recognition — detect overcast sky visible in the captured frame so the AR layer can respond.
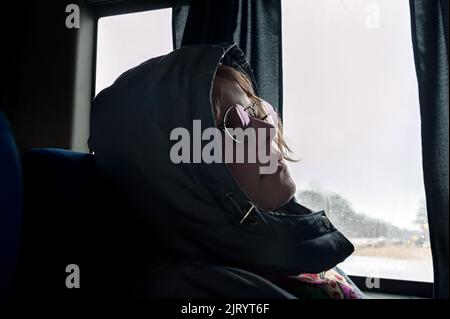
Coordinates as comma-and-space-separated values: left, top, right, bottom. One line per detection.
96, 0, 425, 230
282, 0, 424, 230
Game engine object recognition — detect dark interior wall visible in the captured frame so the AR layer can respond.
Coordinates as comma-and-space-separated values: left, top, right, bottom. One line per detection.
1, 0, 185, 154
1, 1, 94, 153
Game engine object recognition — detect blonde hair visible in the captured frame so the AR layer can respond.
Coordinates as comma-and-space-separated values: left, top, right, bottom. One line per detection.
212, 64, 298, 162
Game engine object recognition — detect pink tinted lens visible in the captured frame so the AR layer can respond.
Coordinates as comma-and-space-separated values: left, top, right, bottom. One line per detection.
226, 104, 251, 129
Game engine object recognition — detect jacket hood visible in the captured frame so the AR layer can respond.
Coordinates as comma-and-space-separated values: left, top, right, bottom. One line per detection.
89, 45, 257, 209
89, 43, 354, 275
89, 43, 258, 219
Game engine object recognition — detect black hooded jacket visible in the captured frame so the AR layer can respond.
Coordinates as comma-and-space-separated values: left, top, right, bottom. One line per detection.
88, 43, 354, 298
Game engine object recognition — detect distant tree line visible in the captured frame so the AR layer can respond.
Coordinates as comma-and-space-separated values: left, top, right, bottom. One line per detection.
296, 189, 430, 246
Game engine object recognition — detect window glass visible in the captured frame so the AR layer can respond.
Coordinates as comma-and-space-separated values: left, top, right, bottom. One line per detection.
282, 0, 432, 282
95, 9, 172, 95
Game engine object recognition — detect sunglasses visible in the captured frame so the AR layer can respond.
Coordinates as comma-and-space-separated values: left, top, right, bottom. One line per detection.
219, 99, 279, 144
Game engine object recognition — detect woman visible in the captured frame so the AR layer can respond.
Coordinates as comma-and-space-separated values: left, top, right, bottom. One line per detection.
212, 64, 297, 213
89, 43, 362, 298
211, 64, 363, 299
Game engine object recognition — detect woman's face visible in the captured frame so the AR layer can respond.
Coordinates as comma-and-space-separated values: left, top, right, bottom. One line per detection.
213, 76, 296, 211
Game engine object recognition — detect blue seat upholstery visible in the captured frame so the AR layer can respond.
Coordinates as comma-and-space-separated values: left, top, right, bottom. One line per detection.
14, 148, 149, 298
0, 111, 23, 298
16, 148, 100, 297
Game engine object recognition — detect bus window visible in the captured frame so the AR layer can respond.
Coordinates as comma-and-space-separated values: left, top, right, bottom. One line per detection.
282, 0, 432, 283
95, 8, 172, 95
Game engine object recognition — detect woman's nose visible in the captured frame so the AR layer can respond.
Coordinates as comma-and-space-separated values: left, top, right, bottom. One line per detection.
250, 117, 276, 129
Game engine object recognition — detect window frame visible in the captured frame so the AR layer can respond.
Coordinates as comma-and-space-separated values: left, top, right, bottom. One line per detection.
88, 0, 190, 18
349, 275, 433, 298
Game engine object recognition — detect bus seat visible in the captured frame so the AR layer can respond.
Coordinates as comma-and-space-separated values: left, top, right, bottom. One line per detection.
15, 148, 146, 298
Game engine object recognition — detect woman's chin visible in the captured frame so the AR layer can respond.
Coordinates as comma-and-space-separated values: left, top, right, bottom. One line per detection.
253, 180, 296, 212
285, 172, 297, 198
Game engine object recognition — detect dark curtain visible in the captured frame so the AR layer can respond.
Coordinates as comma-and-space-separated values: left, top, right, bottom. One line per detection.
172, 0, 283, 115
410, 0, 449, 299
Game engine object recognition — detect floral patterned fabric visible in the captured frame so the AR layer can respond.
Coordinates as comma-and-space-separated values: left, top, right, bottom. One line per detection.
264, 268, 365, 299
291, 270, 363, 299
